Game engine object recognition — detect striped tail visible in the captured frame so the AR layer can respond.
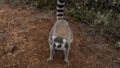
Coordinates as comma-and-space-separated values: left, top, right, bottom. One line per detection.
57, 0, 65, 20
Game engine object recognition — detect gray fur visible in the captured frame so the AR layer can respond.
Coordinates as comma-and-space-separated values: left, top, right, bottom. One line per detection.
47, 20, 73, 63
47, 0, 73, 64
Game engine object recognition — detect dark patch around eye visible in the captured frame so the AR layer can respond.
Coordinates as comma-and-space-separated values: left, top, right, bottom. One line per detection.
65, 42, 68, 49
53, 43, 56, 48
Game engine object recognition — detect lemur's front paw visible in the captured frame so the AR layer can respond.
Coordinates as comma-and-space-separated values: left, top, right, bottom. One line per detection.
64, 59, 70, 65
64, 59, 69, 64
47, 58, 53, 62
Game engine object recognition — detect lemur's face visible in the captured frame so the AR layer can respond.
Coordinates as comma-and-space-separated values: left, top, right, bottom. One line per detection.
52, 36, 67, 50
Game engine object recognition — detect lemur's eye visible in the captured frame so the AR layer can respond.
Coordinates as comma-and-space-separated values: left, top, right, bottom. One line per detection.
53, 43, 56, 48
65, 43, 68, 49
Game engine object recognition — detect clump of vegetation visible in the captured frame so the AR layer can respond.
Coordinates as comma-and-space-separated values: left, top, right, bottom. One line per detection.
94, 11, 120, 38
85, 0, 120, 39
0, 0, 32, 7
3, 0, 56, 9
65, 0, 120, 39
65, 2, 95, 23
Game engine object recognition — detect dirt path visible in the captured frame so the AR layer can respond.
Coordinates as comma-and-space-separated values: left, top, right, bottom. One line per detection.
0, 5, 120, 68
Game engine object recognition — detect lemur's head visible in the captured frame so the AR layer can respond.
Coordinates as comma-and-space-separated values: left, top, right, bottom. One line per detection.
52, 36, 68, 50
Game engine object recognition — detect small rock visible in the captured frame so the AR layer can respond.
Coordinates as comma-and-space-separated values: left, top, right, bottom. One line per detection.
20, 24, 27, 30
10, 44, 18, 53
5, 44, 17, 53
15, 22, 27, 30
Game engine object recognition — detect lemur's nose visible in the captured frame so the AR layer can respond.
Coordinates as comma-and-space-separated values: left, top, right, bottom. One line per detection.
57, 45, 62, 48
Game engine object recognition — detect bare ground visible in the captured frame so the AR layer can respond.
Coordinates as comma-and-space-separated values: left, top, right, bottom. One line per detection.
0, 5, 120, 68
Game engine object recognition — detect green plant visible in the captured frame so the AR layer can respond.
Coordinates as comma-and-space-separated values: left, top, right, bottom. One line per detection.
65, 2, 95, 23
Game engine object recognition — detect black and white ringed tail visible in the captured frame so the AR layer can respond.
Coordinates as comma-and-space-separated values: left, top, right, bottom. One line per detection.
57, 0, 65, 20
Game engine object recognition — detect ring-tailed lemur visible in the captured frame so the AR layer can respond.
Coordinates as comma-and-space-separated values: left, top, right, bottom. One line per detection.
47, 0, 73, 63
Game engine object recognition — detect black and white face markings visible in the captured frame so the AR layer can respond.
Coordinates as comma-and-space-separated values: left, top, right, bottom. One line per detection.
47, 36, 70, 63
53, 36, 68, 50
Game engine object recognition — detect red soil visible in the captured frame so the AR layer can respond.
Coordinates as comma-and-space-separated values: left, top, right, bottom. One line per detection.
0, 5, 120, 68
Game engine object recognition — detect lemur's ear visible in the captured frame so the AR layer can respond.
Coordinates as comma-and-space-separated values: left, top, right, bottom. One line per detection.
63, 39, 67, 43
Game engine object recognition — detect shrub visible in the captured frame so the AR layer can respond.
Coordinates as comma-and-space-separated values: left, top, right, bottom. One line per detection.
65, 2, 95, 23
65, 0, 120, 39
